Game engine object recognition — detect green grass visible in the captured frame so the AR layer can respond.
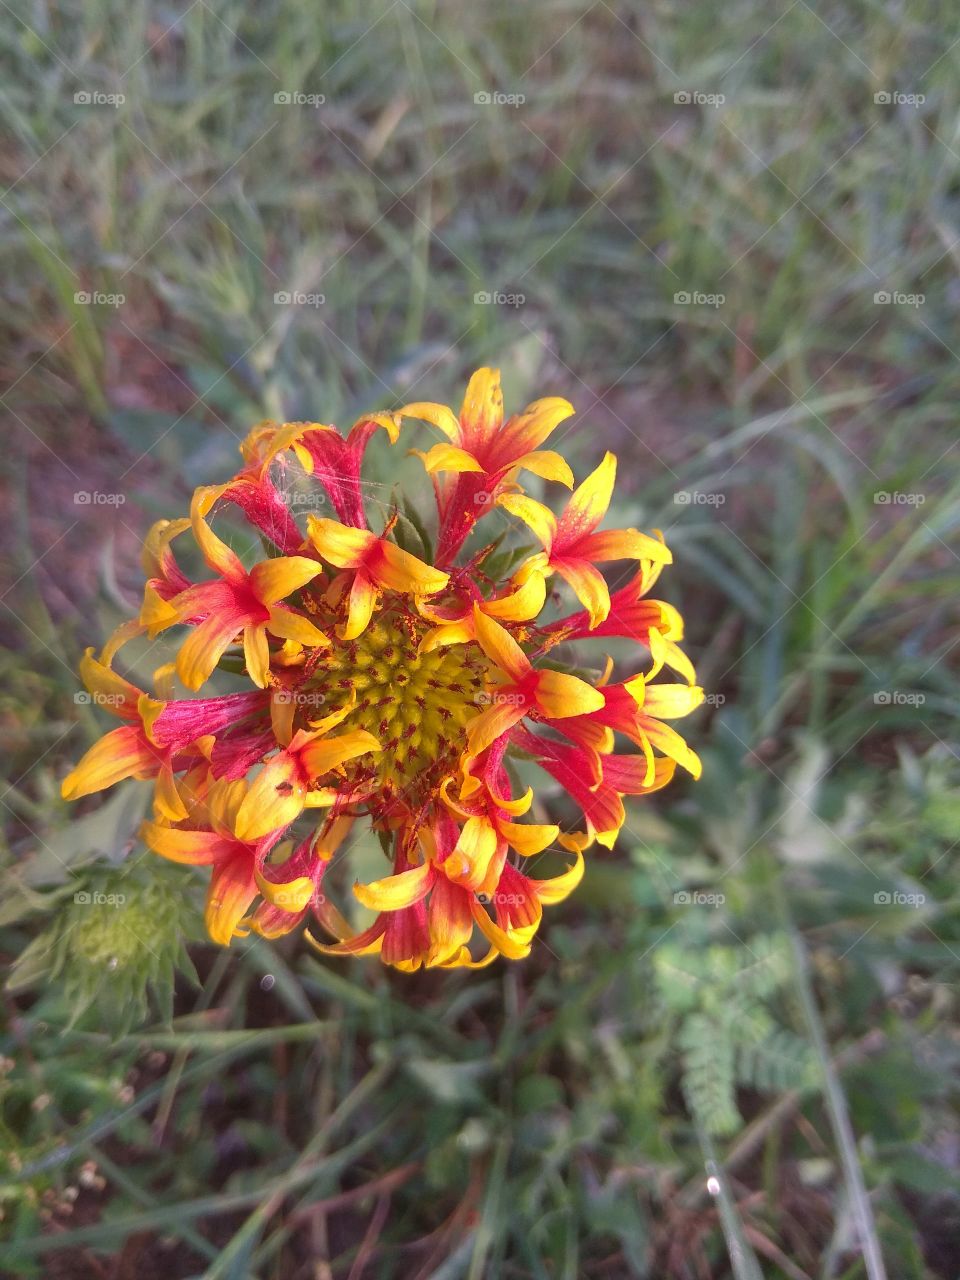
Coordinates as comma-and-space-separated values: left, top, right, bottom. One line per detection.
2, 1, 960, 1276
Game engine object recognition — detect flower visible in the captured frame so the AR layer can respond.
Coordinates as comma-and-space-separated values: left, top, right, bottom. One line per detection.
62, 368, 702, 970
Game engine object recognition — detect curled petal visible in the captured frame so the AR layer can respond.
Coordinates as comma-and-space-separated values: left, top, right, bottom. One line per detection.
353, 859, 434, 911
527, 848, 585, 904
470, 898, 532, 960
191, 486, 246, 583
550, 558, 611, 629
511, 449, 574, 487
249, 556, 323, 606
499, 819, 559, 857
414, 443, 484, 475
396, 400, 461, 440
497, 493, 557, 552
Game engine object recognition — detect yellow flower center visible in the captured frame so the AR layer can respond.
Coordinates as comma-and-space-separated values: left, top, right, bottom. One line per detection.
306, 605, 489, 806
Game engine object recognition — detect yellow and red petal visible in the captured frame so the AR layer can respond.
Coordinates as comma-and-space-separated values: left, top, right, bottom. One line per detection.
527, 848, 585, 904
396, 400, 461, 440
353, 859, 434, 911
233, 754, 303, 841
370, 541, 450, 596
176, 611, 244, 692
153, 763, 190, 823
341, 571, 379, 640
498, 819, 559, 857
495, 395, 574, 458
254, 869, 315, 912
510, 449, 575, 487
533, 670, 606, 720
60, 725, 159, 800
484, 571, 547, 623
265, 605, 330, 649
578, 528, 673, 564
640, 682, 705, 719
427, 875, 474, 966
465, 699, 529, 758
299, 728, 381, 780
205, 853, 258, 946
555, 451, 617, 548
469, 899, 532, 960
419, 619, 475, 652
550, 557, 611, 629
249, 555, 323, 606
459, 367, 504, 448
496, 493, 557, 552
190, 486, 247, 583
443, 816, 499, 891
413, 443, 484, 476
306, 517, 376, 569
307, 917, 387, 957
140, 583, 181, 636
78, 647, 141, 719
472, 607, 531, 684
353, 411, 401, 445
639, 718, 703, 779
647, 627, 697, 685
141, 517, 191, 579
139, 820, 235, 865
242, 623, 271, 689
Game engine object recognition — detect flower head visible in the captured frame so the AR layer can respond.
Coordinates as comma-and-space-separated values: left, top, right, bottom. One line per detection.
62, 369, 701, 969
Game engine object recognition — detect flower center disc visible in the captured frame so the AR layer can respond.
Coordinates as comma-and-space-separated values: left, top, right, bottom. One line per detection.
306, 606, 489, 808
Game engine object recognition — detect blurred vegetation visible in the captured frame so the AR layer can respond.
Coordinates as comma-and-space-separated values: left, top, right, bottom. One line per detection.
1, 1, 959, 1276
